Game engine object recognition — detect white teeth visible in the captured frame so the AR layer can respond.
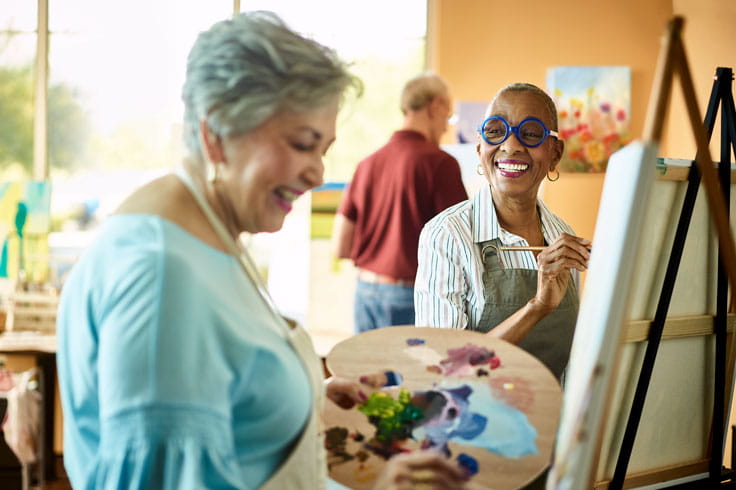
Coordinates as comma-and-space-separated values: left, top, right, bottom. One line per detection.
497, 162, 529, 171
275, 187, 298, 202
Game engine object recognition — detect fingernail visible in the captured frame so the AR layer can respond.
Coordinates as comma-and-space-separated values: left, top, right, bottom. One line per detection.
359, 391, 368, 401
359, 376, 368, 384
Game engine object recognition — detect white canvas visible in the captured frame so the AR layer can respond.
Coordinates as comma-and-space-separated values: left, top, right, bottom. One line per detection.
547, 140, 659, 489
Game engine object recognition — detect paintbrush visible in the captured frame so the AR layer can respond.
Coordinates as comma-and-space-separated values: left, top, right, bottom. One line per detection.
498, 246, 547, 252
499, 244, 592, 252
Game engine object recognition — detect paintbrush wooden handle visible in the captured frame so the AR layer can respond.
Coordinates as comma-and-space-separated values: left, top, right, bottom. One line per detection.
498, 246, 547, 252
499, 243, 592, 252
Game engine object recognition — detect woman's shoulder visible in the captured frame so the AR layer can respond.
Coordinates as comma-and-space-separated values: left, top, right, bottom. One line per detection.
69, 214, 229, 287
88, 214, 197, 256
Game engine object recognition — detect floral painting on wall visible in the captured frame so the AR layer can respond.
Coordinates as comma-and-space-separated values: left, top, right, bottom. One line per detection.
546, 66, 631, 172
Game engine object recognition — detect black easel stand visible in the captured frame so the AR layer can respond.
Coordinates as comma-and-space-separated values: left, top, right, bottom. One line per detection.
609, 67, 736, 489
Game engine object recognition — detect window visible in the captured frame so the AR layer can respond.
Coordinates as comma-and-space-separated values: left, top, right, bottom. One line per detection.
243, 0, 427, 181
47, 0, 233, 222
2, 2, 427, 341
0, 0, 37, 179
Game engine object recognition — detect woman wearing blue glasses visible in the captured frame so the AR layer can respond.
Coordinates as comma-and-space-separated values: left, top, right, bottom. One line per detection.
414, 83, 591, 381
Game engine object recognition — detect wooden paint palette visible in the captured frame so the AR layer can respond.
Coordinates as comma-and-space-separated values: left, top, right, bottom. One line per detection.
323, 326, 562, 490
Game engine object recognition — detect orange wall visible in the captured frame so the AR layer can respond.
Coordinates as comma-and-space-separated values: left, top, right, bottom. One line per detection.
430, 0, 672, 147
428, 0, 736, 243
667, 0, 736, 159
428, 0, 673, 242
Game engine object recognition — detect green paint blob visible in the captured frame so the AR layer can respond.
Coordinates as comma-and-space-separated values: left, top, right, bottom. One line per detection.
358, 389, 424, 444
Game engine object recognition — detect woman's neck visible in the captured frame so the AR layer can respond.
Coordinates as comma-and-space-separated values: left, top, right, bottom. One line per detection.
182, 158, 243, 241
492, 190, 545, 246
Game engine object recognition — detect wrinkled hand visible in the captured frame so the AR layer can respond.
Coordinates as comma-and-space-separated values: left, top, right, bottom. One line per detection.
373, 451, 474, 490
325, 376, 368, 409
533, 233, 590, 312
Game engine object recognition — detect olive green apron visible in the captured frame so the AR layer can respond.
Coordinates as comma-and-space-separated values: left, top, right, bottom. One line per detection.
476, 239, 579, 380
177, 168, 327, 489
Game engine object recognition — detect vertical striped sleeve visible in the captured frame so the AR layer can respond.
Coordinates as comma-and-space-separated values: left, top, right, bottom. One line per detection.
415, 204, 473, 329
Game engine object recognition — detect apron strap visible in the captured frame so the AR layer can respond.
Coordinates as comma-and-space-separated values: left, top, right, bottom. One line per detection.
175, 166, 328, 487
479, 238, 504, 272
174, 166, 290, 336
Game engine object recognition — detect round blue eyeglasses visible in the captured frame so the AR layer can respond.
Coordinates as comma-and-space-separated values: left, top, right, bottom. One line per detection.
477, 116, 559, 148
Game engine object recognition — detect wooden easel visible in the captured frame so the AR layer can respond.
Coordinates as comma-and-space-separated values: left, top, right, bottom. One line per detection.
607, 17, 736, 489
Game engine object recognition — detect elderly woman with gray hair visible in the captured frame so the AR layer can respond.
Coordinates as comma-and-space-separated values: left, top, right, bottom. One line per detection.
56, 11, 470, 490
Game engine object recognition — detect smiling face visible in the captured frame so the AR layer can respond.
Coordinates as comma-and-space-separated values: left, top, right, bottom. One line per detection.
213, 97, 339, 234
477, 90, 564, 204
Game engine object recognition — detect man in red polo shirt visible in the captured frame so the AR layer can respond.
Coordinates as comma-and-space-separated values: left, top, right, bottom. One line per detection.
332, 72, 468, 333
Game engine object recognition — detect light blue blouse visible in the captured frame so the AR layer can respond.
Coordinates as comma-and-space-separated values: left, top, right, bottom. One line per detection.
56, 214, 312, 489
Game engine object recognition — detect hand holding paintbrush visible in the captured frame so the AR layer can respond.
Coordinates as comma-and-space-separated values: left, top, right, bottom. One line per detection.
499, 240, 592, 253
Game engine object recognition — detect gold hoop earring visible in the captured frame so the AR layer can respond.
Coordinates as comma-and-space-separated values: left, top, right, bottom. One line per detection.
476, 164, 484, 176
547, 168, 560, 182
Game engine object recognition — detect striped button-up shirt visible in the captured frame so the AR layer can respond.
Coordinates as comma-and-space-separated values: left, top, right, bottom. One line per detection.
414, 184, 578, 330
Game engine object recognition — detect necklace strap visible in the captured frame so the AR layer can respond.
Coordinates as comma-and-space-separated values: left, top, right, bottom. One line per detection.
174, 167, 289, 336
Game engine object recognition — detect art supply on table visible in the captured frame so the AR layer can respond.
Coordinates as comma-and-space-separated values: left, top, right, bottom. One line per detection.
13, 203, 27, 281
0, 239, 7, 278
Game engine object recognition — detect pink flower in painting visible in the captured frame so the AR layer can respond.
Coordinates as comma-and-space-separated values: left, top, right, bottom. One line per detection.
599, 102, 611, 113
578, 130, 594, 143
616, 108, 627, 121
603, 133, 620, 145
561, 128, 577, 140
567, 149, 584, 161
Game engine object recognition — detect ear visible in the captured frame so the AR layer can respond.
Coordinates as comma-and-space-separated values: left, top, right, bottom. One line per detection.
198, 120, 225, 164
427, 95, 445, 119
550, 138, 565, 170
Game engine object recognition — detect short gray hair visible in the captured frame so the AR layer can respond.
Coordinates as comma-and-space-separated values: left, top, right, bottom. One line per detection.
400, 72, 449, 115
182, 11, 362, 156
488, 83, 559, 130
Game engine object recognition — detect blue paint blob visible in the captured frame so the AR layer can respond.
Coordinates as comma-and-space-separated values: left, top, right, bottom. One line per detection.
412, 381, 538, 459
383, 371, 403, 386
457, 453, 479, 475
406, 338, 425, 346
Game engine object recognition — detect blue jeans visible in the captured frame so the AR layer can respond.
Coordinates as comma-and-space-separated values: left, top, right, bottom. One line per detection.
353, 280, 415, 334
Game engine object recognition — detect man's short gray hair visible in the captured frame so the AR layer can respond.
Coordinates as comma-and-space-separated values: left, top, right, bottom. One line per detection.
182, 11, 362, 157
400, 72, 449, 115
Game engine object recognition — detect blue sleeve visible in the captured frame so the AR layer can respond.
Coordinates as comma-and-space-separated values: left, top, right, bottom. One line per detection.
94, 249, 236, 488
61, 236, 245, 490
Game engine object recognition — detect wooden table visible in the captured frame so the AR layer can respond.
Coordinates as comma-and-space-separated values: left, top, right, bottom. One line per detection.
0, 333, 57, 481
323, 326, 562, 490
